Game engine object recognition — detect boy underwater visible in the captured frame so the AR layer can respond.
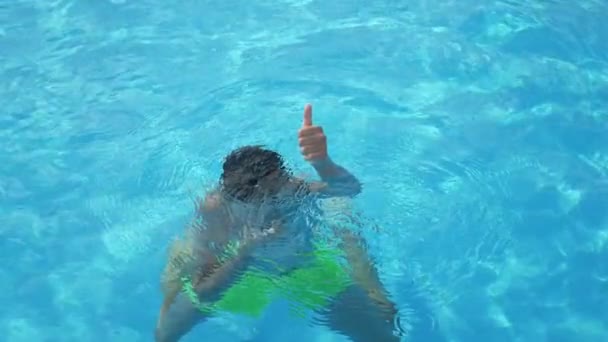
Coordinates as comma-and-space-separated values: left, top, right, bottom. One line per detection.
155, 104, 402, 341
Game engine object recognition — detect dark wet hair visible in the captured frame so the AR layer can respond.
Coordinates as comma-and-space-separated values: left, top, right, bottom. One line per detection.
220, 145, 291, 200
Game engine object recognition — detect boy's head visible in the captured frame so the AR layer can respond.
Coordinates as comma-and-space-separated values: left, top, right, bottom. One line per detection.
220, 145, 291, 201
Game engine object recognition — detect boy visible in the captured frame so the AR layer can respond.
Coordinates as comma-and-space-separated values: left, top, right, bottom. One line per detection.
155, 104, 401, 341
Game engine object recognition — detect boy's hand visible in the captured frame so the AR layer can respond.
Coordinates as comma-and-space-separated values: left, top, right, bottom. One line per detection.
298, 104, 329, 164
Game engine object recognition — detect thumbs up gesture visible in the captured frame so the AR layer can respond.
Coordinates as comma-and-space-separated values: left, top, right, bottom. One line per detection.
298, 104, 328, 164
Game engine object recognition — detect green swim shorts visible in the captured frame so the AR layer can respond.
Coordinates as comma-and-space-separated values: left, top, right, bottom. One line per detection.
180, 244, 352, 317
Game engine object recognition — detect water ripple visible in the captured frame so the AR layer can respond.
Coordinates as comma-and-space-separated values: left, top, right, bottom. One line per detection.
2, 0, 608, 341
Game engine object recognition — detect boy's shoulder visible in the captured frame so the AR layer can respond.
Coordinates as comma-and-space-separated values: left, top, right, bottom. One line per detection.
195, 188, 225, 216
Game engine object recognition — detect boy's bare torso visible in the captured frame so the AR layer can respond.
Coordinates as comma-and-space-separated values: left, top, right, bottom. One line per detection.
198, 185, 317, 276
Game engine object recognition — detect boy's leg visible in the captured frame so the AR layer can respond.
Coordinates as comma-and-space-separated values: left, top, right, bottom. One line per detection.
155, 292, 209, 342
315, 285, 402, 342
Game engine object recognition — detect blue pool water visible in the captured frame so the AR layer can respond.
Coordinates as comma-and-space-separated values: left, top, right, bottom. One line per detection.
2, 0, 608, 341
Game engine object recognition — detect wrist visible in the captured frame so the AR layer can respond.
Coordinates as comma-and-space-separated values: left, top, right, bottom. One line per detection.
311, 156, 334, 171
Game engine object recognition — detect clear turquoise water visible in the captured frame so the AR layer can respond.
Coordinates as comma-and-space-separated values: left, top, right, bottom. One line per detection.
2, 0, 608, 341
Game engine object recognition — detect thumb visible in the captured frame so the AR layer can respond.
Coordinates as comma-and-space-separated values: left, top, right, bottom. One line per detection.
302, 104, 313, 127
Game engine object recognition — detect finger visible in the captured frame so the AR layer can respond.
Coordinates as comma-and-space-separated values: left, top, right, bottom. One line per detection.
298, 136, 319, 146
302, 103, 313, 127
298, 135, 326, 148
298, 125, 323, 137
304, 152, 326, 161
300, 145, 324, 155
